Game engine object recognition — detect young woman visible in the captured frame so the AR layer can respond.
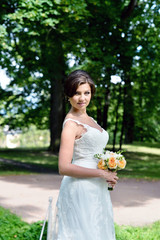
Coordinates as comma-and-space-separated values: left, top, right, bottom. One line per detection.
52, 70, 118, 240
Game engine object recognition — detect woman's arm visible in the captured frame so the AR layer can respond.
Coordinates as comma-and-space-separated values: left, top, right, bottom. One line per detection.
58, 121, 118, 184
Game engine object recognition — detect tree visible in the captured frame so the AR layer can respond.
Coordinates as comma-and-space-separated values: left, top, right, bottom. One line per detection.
0, 0, 72, 151
0, 0, 160, 152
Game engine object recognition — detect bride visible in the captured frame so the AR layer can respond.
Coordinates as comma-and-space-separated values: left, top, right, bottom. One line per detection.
52, 70, 118, 240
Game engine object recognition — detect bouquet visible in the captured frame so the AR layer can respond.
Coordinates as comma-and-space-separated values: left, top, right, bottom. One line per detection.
94, 150, 126, 190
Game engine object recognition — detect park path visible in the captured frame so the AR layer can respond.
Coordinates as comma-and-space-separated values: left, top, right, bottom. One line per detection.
0, 174, 160, 226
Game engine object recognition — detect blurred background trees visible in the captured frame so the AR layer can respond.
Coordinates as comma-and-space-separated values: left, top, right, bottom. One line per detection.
0, 0, 160, 152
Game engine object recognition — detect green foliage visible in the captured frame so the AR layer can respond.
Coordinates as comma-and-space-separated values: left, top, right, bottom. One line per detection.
0, 0, 160, 150
115, 221, 160, 240
0, 25, 7, 43
0, 206, 47, 240
0, 206, 160, 240
0, 125, 50, 148
0, 0, 66, 138
18, 126, 50, 148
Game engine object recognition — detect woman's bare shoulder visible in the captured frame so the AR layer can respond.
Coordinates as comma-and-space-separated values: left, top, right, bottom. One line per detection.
63, 118, 79, 132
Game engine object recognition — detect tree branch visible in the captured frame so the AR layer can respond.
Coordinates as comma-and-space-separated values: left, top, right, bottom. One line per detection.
121, 0, 137, 20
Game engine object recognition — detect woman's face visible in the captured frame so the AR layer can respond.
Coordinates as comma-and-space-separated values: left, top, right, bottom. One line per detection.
69, 83, 91, 110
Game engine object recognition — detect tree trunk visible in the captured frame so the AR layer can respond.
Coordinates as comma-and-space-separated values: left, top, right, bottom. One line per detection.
112, 112, 119, 151
119, 98, 126, 150
45, 34, 66, 153
121, 0, 137, 20
123, 77, 134, 144
119, 75, 134, 148
102, 87, 110, 130
49, 75, 64, 152
112, 84, 121, 151
97, 96, 102, 126
119, 113, 124, 150
97, 98, 102, 126
139, 76, 144, 142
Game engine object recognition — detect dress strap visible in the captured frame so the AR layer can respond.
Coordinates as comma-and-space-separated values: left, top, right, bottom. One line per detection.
63, 118, 86, 128
90, 117, 97, 123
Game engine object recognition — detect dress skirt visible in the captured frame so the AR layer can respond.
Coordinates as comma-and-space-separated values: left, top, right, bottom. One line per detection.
52, 176, 116, 240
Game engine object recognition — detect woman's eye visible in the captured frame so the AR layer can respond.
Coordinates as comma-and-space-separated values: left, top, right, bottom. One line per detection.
75, 91, 90, 96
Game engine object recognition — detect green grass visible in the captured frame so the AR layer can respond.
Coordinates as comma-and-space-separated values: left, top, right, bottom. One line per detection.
115, 222, 160, 240
0, 206, 47, 240
107, 142, 160, 180
0, 148, 58, 175
0, 142, 160, 179
0, 206, 160, 240
119, 151, 160, 180
0, 162, 35, 175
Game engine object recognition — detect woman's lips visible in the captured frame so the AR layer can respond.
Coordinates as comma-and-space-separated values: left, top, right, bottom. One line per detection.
77, 102, 86, 106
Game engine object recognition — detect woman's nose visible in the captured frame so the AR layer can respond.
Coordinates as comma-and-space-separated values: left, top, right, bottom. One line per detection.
79, 94, 85, 100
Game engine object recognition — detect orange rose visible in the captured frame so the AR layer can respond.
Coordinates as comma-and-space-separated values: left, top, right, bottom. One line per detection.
108, 157, 117, 169
98, 159, 108, 170
117, 159, 126, 169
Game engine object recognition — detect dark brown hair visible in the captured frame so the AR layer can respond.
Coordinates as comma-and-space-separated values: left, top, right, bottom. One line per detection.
64, 70, 95, 97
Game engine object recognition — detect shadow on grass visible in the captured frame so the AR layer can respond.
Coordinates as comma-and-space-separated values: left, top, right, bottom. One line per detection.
0, 148, 58, 175
0, 160, 58, 175
0, 145, 160, 179
120, 151, 160, 179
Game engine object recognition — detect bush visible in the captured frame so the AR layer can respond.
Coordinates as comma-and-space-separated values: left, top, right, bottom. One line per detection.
1, 206, 160, 240
0, 207, 47, 240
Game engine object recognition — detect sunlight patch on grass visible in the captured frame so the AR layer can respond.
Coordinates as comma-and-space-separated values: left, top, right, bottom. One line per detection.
0, 148, 58, 166
123, 145, 160, 155
107, 142, 160, 180
0, 142, 160, 179
108, 143, 160, 155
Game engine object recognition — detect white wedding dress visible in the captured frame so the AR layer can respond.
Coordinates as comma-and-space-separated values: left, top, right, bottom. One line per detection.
52, 118, 116, 240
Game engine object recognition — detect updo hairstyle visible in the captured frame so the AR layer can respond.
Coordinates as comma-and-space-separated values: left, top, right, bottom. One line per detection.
64, 70, 96, 98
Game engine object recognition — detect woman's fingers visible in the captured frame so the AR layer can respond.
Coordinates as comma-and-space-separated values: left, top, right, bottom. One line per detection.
100, 169, 119, 184
107, 181, 117, 188
107, 172, 119, 184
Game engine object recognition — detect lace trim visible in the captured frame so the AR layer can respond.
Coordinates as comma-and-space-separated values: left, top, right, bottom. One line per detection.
63, 118, 103, 133
63, 118, 88, 140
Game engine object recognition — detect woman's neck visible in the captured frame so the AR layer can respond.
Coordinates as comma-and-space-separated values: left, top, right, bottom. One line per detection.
69, 108, 88, 118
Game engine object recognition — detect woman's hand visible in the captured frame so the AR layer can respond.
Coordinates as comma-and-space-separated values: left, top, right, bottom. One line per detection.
99, 170, 118, 188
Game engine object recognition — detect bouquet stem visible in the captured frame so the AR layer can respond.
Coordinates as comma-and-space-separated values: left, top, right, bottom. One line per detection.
108, 183, 113, 191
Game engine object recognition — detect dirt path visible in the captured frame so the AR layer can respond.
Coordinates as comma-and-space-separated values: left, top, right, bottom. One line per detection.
0, 174, 160, 226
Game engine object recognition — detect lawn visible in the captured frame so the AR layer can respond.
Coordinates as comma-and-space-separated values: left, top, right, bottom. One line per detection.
0, 148, 58, 175
0, 142, 160, 179
0, 143, 160, 239
115, 221, 160, 240
0, 206, 47, 240
0, 206, 160, 240
108, 142, 160, 180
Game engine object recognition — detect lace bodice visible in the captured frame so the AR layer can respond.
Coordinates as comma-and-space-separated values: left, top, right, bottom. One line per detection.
53, 119, 116, 240
63, 118, 109, 169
